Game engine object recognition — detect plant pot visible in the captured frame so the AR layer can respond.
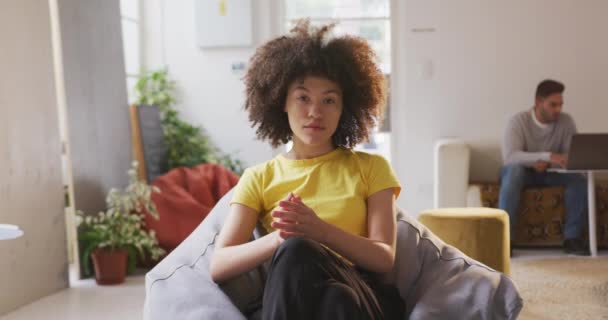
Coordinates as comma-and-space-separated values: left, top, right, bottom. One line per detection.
91, 248, 128, 285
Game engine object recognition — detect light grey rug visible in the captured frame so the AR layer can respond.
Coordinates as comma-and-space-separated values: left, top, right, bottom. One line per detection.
510, 256, 608, 320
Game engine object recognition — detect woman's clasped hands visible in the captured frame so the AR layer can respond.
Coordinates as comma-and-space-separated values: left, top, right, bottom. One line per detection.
271, 192, 329, 243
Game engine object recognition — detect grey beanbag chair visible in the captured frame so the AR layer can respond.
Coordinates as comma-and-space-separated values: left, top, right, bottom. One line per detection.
144, 189, 523, 319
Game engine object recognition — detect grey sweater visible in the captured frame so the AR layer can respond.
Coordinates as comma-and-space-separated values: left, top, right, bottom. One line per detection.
502, 109, 577, 166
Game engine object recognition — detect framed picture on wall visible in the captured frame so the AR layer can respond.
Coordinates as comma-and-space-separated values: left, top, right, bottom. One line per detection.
195, 0, 253, 48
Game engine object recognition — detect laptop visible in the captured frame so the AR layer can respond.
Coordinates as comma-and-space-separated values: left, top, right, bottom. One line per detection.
550, 133, 608, 171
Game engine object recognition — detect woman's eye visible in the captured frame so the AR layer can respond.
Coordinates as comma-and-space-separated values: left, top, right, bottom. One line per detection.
323, 98, 335, 104
297, 96, 309, 102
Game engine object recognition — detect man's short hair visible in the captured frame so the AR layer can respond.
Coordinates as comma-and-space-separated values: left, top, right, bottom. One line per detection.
536, 79, 565, 98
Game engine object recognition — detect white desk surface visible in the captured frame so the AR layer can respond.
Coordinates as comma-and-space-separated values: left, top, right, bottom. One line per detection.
0, 224, 24, 240
547, 169, 608, 173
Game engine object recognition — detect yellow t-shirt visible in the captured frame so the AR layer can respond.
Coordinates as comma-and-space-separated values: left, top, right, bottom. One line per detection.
230, 147, 401, 237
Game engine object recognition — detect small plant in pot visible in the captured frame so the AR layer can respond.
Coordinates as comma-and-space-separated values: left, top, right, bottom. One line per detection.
77, 162, 165, 285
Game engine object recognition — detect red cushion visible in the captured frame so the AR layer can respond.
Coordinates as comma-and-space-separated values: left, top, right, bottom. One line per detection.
143, 163, 239, 252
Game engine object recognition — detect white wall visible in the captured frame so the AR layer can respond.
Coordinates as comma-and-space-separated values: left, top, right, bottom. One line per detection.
142, 1, 608, 215
0, 0, 68, 314
392, 0, 608, 215
141, 0, 277, 167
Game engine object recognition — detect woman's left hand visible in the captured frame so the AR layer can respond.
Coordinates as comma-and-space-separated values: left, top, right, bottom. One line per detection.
271, 193, 329, 243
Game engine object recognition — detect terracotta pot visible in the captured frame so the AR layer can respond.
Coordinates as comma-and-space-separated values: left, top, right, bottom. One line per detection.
91, 248, 128, 285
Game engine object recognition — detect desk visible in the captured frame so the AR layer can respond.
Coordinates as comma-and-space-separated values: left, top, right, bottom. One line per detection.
0, 224, 23, 240
586, 170, 607, 257
548, 169, 608, 257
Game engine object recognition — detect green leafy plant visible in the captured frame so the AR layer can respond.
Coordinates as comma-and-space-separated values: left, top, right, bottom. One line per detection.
134, 68, 245, 175
133, 68, 176, 114
77, 162, 165, 276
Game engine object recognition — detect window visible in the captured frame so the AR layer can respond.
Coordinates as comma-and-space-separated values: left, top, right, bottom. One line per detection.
284, 0, 391, 73
120, 0, 141, 104
282, 0, 392, 160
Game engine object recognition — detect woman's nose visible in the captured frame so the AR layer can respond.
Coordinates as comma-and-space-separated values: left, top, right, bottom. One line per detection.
308, 104, 322, 118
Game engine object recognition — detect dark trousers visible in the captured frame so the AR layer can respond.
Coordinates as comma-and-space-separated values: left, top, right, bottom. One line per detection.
498, 164, 588, 239
261, 237, 404, 320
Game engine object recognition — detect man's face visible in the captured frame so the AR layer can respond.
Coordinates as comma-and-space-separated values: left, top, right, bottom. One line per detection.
535, 93, 563, 123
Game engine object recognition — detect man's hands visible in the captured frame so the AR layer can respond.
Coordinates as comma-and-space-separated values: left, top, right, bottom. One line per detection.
534, 153, 568, 172
271, 192, 329, 244
533, 160, 549, 173
550, 153, 568, 168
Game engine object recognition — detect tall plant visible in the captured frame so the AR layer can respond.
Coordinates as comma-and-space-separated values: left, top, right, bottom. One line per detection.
134, 68, 244, 174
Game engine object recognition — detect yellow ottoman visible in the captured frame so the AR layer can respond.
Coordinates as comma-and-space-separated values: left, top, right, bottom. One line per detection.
418, 208, 511, 275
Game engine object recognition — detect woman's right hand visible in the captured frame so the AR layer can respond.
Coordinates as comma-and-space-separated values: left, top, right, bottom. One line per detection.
271, 192, 333, 244
270, 192, 302, 249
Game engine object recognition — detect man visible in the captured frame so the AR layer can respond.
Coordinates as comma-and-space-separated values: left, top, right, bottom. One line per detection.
500, 79, 588, 255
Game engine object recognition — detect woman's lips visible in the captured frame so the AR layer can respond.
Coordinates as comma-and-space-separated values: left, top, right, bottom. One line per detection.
303, 125, 324, 131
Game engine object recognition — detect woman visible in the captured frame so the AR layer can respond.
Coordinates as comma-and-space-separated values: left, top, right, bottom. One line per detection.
210, 20, 404, 320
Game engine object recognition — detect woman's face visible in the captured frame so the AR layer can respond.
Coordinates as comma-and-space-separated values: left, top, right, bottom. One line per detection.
284, 76, 343, 148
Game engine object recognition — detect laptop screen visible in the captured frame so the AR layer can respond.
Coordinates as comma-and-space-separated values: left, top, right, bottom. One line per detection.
567, 134, 608, 170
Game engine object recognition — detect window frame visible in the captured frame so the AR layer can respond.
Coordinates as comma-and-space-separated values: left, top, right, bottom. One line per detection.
120, 0, 142, 104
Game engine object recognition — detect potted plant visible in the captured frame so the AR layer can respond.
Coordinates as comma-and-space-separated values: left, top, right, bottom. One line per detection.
134, 68, 245, 175
77, 161, 165, 285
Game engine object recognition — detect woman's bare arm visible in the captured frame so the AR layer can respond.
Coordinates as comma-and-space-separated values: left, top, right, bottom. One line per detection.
209, 203, 280, 283
322, 188, 397, 272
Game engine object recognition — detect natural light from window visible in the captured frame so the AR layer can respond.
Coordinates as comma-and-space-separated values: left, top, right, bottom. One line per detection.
120, 0, 141, 104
